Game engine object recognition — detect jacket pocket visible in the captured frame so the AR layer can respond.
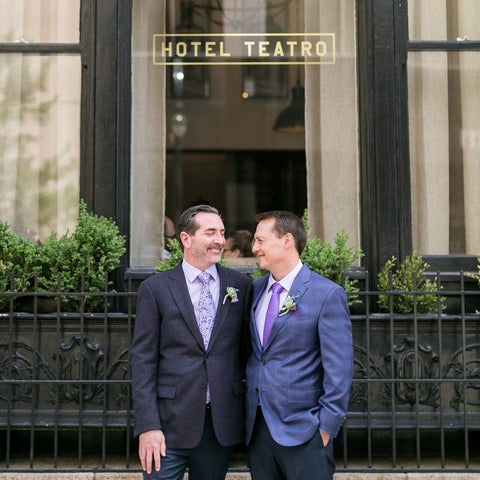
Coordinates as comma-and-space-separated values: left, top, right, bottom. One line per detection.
157, 384, 177, 399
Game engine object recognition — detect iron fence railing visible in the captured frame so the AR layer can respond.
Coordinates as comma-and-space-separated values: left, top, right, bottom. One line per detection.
0, 272, 479, 473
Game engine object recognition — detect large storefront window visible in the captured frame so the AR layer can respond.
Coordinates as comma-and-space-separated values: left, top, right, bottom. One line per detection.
0, 1, 80, 241
408, 1, 480, 254
131, 0, 359, 268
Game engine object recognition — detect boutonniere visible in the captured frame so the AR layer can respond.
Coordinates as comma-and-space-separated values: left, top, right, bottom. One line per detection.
222, 286, 239, 305
279, 295, 299, 316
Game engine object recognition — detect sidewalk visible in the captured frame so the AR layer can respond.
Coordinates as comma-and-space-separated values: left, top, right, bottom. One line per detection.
1, 473, 480, 480
2, 441, 479, 479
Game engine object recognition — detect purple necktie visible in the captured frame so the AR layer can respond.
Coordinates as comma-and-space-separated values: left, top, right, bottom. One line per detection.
263, 282, 284, 346
198, 271, 216, 349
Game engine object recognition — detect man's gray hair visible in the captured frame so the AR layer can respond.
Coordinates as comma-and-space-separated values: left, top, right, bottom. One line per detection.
177, 205, 220, 237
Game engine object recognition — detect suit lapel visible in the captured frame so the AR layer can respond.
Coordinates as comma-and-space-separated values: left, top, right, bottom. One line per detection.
263, 264, 311, 350
166, 264, 206, 350
207, 266, 230, 350
251, 276, 269, 350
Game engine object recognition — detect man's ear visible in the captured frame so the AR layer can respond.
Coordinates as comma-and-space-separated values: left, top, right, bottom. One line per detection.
283, 233, 295, 250
179, 231, 190, 248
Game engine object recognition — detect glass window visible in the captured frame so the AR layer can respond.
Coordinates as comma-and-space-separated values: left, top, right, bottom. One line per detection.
0, 0, 81, 242
409, 51, 480, 254
131, 0, 359, 267
0, 55, 81, 240
408, 2, 480, 254
0, 0, 80, 44
409, 0, 480, 42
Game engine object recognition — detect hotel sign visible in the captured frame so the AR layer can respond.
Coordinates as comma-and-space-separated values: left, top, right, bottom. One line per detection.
153, 33, 335, 65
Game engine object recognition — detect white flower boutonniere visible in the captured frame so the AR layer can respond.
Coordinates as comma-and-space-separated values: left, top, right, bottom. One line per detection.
279, 295, 299, 316
223, 286, 239, 305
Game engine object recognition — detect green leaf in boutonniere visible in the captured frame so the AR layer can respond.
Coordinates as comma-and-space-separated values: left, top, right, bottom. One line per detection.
223, 286, 239, 305
279, 295, 299, 316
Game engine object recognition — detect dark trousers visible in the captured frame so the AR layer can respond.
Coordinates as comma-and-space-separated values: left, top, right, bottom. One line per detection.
143, 408, 233, 480
248, 408, 335, 480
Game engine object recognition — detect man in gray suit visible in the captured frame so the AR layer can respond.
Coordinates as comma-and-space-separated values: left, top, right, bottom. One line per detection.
131, 205, 252, 480
245, 211, 353, 480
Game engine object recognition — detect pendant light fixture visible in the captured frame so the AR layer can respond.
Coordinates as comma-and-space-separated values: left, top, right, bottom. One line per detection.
273, 1, 305, 134
273, 71, 305, 133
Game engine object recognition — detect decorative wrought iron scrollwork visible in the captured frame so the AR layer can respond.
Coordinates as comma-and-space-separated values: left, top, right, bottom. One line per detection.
0, 341, 55, 403
350, 344, 386, 408
54, 335, 106, 405
0, 335, 131, 407
443, 343, 480, 408
106, 348, 131, 407
384, 336, 440, 407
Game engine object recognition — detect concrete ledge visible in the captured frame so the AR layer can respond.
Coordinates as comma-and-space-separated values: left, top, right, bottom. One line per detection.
1, 473, 480, 480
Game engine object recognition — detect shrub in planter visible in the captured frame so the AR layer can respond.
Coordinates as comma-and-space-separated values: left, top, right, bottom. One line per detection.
36, 201, 126, 311
0, 221, 40, 310
300, 229, 363, 295
0, 201, 126, 312
377, 251, 446, 314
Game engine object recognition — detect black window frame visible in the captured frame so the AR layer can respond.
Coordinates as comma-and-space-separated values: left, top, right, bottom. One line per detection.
80, 0, 132, 287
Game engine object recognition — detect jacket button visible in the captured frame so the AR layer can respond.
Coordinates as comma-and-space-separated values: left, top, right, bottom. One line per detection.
200, 382, 206, 388
260, 359, 266, 365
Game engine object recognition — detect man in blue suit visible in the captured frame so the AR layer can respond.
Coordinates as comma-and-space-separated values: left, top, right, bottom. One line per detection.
245, 211, 353, 480
131, 205, 252, 480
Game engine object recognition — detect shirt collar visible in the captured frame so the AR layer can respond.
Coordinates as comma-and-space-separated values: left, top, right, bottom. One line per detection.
182, 260, 219, 284
267, 260, 303, 293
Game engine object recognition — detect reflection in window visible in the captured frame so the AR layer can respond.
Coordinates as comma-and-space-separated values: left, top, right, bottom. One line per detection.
0, 0, 80, 44
408, 1, 480, 254
0, 55, 80, 240
130, 0, 359, 267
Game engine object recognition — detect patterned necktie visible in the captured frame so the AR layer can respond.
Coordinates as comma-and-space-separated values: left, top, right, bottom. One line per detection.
198, 271, 216, 349
263, 282, 284, 346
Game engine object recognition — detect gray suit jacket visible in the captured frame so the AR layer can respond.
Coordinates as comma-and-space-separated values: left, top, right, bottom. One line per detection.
131, 264, 252, 448
245, 263, 353, 446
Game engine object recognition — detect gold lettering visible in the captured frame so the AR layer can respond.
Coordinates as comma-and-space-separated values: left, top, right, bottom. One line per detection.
161, 42, 173, 57
258, 41, 270, 57
155, 34, 333, 64
219, 41, 231, 57
191, 41, 202, 57
176, 42, 187, 57
244, 41, 255, 56
316, 41, 327, 56
273, 41, 285, 56
205, 41, 215, 56
301, 41, 312, 57
285, 41, 297, 56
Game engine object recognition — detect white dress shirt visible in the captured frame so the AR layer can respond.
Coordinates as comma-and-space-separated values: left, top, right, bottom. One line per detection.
255, 260, 303, 344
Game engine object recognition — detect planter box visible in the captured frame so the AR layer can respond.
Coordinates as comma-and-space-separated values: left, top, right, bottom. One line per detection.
0, 312, 134, 430
1, 310, 479, 433
348, 313, 480, 431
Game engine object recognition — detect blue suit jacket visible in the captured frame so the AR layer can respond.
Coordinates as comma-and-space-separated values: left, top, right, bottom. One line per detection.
245, 263, 353, 447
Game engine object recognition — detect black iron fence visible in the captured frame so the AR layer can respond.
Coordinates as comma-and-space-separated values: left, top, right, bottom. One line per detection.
0, 272, 479, 474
